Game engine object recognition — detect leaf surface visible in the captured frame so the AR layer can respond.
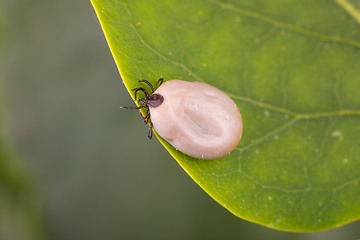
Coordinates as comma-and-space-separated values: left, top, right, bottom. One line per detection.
91, 0, 360, 231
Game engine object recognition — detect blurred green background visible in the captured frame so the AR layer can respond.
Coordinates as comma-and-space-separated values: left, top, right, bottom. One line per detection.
1, 0, 360, 239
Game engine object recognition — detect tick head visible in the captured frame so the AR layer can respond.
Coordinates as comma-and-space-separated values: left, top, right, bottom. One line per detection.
146, 93, 164, 108
138, 97, 148, 105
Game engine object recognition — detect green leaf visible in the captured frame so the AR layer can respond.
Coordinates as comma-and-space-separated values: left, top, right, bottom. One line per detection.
91, 0, 360, 232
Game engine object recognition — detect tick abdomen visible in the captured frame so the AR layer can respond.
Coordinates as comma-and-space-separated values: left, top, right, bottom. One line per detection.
150, 80, 242, 159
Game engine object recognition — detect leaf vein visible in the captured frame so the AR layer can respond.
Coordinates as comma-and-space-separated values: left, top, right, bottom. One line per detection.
229, 92, 360, 118
124, 1, 204, 82
237, 117, 299, 151
335, 0, 360, 24
208, 0, 360, 48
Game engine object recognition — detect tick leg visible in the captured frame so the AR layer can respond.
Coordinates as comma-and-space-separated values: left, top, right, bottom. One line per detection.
132, 87, 150, 99
138, 80, 154, 93
144, 109, 151, 124
156, 78, 164, 88
140, 107, 150, 122
139, 108, 146, 120
147, 121, 153, 139
119, 105, 146, 110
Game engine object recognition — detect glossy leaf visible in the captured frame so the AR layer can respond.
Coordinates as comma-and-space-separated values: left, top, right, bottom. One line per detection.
91, 0, 360, 231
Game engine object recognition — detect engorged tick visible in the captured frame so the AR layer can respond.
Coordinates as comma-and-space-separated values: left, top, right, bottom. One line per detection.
120, 78, 243, 160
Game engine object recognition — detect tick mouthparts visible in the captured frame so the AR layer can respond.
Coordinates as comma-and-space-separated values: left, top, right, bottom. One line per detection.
138, 98, 147, 105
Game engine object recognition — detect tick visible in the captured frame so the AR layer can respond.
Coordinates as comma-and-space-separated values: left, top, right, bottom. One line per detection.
121, 79, 243, 159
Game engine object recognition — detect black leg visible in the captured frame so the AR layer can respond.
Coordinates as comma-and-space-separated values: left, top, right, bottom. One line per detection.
144, 110, 151, 124
132, 87, 149, 99
147, 121, 153, 139
138, 80, 154, 93
140, 108, 150, 122
119, 105, 147, 110
156, 78, 164, 88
